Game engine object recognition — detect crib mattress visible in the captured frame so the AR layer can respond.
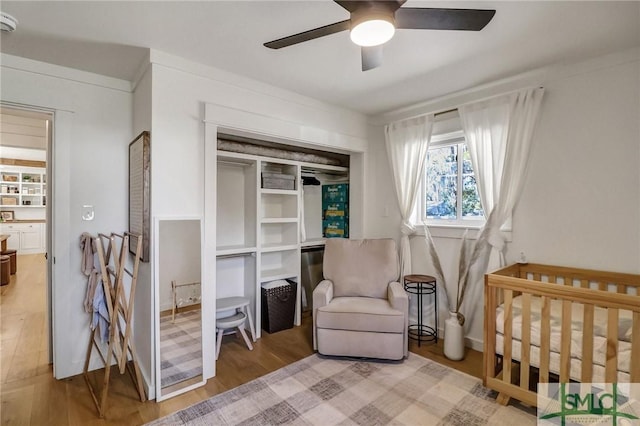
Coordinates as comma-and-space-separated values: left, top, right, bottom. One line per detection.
495, 295, 632, 382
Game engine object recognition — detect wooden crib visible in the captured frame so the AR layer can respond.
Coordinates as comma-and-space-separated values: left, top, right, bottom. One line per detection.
484, 263, 640, 407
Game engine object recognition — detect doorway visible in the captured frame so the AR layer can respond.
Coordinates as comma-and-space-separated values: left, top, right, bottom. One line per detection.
0, 105, 53, 382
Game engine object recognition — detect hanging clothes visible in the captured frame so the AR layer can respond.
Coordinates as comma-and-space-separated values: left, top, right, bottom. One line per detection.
80, 233, 109, 342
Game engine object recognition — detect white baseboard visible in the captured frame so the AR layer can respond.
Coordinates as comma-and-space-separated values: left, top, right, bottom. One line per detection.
437, 327, 484, 353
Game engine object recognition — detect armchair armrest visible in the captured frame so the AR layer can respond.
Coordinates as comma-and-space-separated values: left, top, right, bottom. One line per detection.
312, 280, 333, 350
313, 279, 334, 309
388, 281, 408, 314
388, 281, 409, 357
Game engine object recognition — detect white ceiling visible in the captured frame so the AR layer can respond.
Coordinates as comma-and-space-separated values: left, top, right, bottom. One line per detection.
1, 1, 638, 115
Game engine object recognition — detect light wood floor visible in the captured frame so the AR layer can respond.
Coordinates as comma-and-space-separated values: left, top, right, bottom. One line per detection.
1, 255, 483, 425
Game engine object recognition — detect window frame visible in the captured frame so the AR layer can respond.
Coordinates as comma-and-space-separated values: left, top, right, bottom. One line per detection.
421, 131, 486, 229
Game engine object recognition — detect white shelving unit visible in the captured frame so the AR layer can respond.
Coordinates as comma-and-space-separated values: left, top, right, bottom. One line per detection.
0, 167, 46, 208
215, 154, 258, 328
215, 149, 349, 340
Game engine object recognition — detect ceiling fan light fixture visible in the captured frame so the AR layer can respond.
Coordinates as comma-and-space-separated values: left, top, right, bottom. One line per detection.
350, 13, 395, 47
0, 12, 18, 32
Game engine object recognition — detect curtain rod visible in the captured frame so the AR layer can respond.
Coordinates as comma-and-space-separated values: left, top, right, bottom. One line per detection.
398, 85, 545, 123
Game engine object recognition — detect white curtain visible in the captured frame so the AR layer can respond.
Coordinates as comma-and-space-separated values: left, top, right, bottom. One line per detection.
384, 115, 434, 278
453, 87, 545, 319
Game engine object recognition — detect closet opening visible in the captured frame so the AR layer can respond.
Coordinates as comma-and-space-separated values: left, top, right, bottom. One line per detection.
215, 132, 351, 352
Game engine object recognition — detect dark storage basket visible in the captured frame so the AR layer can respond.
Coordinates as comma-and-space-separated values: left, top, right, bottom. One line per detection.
261, 280, 297, 333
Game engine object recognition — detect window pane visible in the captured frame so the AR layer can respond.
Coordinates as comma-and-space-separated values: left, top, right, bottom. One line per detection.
461, 145, 484, 218
426, 145, 457, 219
462, 175, 484, 218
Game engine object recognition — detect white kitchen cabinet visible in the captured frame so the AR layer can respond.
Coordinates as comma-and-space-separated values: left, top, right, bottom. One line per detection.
0, 222, 46, 254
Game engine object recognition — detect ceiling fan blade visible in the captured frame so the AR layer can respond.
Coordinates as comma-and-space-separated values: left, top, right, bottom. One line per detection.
361, 45, 383, 71
264, 20, 351, 49
334, 0, 406, 13
395, 8, 496, 31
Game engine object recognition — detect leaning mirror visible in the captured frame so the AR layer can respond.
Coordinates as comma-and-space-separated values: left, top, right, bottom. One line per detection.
154, 217, 204, 401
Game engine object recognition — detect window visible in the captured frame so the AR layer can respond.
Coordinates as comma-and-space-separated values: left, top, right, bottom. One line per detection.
423, 134, 484, 227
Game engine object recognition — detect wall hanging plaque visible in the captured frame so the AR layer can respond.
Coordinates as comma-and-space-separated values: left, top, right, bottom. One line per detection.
129, 131, 150, 261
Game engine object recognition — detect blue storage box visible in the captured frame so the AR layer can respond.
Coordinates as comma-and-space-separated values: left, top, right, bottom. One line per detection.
322, 183, 349, 203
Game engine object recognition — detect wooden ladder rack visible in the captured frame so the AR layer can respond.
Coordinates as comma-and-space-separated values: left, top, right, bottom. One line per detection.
83, 232, 146, 418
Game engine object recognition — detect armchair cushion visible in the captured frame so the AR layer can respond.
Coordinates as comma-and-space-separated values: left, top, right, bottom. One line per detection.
323, 239, 399, 298
316, 296, 405, 333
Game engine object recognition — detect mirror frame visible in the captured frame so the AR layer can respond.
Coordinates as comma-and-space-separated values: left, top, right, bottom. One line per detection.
153, 215, 205, 402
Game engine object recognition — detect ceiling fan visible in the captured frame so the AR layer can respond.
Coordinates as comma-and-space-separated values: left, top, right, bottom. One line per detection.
264, 1, 496, 71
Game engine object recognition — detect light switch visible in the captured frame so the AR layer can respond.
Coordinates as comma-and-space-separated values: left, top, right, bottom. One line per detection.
82, 205, 95, 221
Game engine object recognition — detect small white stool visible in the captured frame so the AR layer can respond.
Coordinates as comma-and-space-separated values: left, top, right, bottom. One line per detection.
216, 312, 253, 360
216, 297, 256, 342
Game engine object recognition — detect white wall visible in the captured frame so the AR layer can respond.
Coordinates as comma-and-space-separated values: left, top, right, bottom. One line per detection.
132, 63, 154, 393
509, 53, 640, 272
1, 54, 133, 378
363, 124, 402, 242
405, 49, 640, 348
148, 50, 375, 386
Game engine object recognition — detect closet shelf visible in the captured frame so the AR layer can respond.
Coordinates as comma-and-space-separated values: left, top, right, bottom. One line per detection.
301, 239, 326, 248
261, 188, 298, 196
260, 243, 299, 253
260, 268, 297, 282
261, 217, 298, 224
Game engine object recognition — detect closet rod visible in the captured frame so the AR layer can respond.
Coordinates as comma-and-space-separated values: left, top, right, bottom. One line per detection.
173, 281, 200, 289
218, 160, 252, 167
216, 252, 255, 259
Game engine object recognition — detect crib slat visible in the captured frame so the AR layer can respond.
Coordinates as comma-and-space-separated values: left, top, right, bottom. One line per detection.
560, 300, 572, 382
539, 296, 551, 383
581, 304, 594, 383
605, 308, 618, 383
520, 293, 531, 391
632, 311, 640, 383
503, 290, 513, 385
484, 281, 497, 382
533, 273, 541, 282
548, 275, 556, 284
581, 279, 589, 289
598, 282, 606, 291
617, 284, 626, 294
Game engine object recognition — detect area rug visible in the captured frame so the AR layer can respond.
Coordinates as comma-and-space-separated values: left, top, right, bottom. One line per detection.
159, 309, 202, 388
147, 353, 535, 425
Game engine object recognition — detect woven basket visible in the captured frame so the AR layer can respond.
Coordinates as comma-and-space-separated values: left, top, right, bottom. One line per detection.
261, 281, 297, 333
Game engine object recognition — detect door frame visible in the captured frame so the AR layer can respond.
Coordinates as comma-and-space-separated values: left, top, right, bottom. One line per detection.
1, 102, 55, 367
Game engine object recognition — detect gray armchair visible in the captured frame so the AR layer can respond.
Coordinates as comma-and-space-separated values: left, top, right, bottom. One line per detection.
313, 238, 408, 360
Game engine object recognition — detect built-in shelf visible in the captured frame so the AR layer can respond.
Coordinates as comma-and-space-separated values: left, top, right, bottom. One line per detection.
261, 243, 299, 253
260, 217, 298, 224
260, 268, 298, 282
216, 148, 349, 344
261, 188, 297, 196
0, 167, 46, 208
301, 239, 326, 248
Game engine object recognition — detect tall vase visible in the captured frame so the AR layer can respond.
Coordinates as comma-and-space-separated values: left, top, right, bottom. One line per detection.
444, 311, 465, 361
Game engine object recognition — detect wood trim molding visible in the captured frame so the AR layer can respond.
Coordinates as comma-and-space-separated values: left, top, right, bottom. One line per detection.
0, 158, 46, 168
